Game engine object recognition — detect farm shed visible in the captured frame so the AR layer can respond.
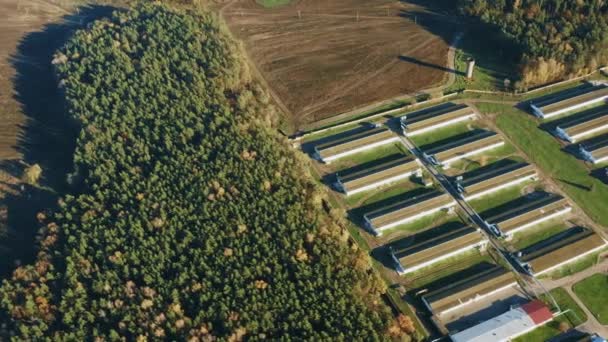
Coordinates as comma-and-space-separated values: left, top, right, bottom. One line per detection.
484, 195, 571, 237
363, 190, 456, 235
389, 224, 486, 275
423, 131, 504, 167
421, 265, 516, 315
579, 134, 608, 164
336, 156, 421, 196
450, 300, 553, 342
458, 162, 537, 201
400, 103, 477, 137
519, 227, 607, 276
555, 106, 608, 143
531, 84, 608, 119
313, 126, 399, 163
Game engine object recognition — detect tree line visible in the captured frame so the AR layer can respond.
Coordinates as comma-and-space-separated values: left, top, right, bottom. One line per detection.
0, 4, 401, 340
458, 0, 608, 87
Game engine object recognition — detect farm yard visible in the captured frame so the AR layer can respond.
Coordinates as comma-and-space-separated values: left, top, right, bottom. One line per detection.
299, 81, 608, 337
223, 0, 460, 128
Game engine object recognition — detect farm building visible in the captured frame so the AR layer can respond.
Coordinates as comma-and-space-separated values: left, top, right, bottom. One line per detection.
484, 195, 571, 237
579, 134, 608, 164
530, 84, 608, 119
423, 131, 504, 167
363, 190, 456, 235
313, 126, 399, 163
519, 227, 607, 276
400, 103, 477, 137
421, 265, 517, 316
449, 300, 554, 342
555, 106, 608, 143
457, 162, 537, 201
389, 224, 486, 275
336, 156, 421, 196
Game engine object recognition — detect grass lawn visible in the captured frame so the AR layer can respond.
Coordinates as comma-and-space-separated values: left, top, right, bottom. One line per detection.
255, 0, 292, 8
410, 121, 475, 147
405, 248, 492, 289
346, 180, 422, 208
573, 273, 608, 324
546, 247, 607, 280
330, 143, 407, 171
510, 222, 569, 250
514, 287, 587, 342
467, 181, 536, 213
481, 102, 608, 226
381, 211, 451, 238
445, 144, 520, 174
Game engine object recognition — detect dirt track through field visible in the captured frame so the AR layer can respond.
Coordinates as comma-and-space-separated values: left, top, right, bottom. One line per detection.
224, 0, 460, 127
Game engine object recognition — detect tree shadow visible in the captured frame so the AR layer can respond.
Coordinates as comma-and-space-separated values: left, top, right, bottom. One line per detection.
0, 5, 116, 280
398, 55, 464, 76
398, 0, 523, 85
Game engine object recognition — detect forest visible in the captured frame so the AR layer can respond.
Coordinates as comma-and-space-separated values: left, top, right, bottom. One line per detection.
458, 0, 608, 87
0, 4, 400, 340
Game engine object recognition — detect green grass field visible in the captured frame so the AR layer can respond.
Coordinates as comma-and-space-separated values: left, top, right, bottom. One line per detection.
410, 122, 474, 147
468, 181, 535, 213
514, 287, 587, 342
480, 102, 608, 226
381, 211, 451, 237
545, 247, 607, 280
573, 273, 608, 324
405, 248, 492, 289
510, 222, 569, 250
255, 0, 292, 8
347, 180, 422, 208
330, 143, 407, 171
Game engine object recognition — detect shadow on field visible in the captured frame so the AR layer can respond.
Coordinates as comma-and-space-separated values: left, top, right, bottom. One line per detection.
399, 55, 464, 76
0, 5, 115, 280
399, 0, 522, 86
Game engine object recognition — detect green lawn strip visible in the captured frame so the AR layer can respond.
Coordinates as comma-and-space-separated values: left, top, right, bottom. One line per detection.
409, 122, 474, 147
545, 247, 608, 280
514, 287, 588, 342
345, 180, 422, 208
573, 273, 608, 324
329, 143, 407, 171
255, 0, 292, 8
509, 222, 569, 250
404, 248, 491, 289
445, 143, 519, 174
484, 103, 608, 226
380, 211, 452, 238
467, 180, 537, 213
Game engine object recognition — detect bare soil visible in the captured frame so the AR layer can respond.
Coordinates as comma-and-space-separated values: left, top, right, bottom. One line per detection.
224, 0, 459, 127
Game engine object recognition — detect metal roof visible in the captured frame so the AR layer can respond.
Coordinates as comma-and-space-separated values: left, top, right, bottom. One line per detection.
450, 300, 552, 342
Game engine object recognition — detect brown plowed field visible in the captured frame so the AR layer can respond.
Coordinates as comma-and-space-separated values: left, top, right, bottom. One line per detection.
224, 0, 458, 127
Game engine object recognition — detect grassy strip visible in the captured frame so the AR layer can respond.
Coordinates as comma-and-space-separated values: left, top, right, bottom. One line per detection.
410, 122, 474, 147
467, 181, 536, 213
510, 222, 569, 250
344, 179, 421, 208
330, 143, 407, 171
514, 287, 588, 342
573, 273, 608, 325
255, 0, 292, 8
381, 211, 452, 238
545, 247, 607, 280
482, 102, 608, 226
404, 248, 491, 289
